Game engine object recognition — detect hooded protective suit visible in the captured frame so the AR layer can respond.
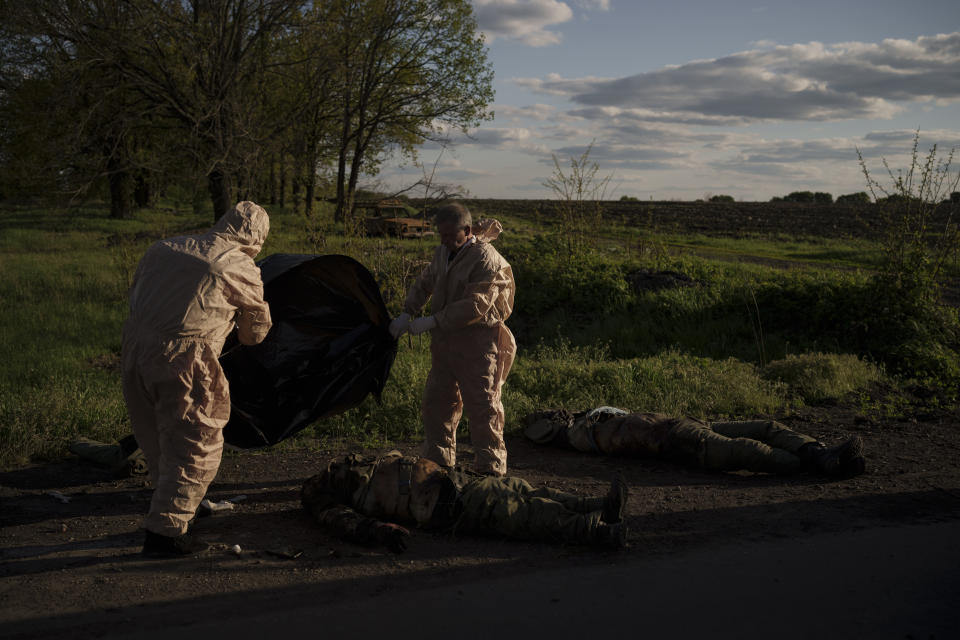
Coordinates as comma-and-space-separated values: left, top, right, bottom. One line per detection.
121, 201, 272, 536
404, 219, 516, 476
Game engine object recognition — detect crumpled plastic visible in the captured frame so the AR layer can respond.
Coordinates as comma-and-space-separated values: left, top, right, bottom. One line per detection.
220, 254, 397, 448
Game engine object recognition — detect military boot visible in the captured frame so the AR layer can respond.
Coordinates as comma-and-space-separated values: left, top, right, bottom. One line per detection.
142, 530, 209, 557
602, 473, 629, 523
799, 436, 866, 477
596, 521, 628, 550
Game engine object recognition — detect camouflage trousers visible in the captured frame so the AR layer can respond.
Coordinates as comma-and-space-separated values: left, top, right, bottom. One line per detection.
668, 419, 817, 474
455, 476, 603, 545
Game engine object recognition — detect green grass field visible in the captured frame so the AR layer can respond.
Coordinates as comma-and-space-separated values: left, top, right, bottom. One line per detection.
4, 199, 948, 469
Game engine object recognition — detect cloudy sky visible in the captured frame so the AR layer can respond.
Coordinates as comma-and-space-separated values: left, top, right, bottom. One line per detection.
381, 0, 960, 201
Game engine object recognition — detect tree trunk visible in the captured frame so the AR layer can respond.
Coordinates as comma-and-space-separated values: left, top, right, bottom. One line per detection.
304, 168, 315, 218
133, 172, 151, 208
108, 166, 132, 219
335, 145, 348, 222
279, 158, 286, 209
269, 157, 277, 205
291, 172, 301, 215
208, 168, 232, 221
303, 141, 318, 218
346, 137, 365, 220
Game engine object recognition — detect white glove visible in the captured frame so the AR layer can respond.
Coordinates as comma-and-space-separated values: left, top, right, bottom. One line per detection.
409, 315, 437, 335
389, 313, 411, 339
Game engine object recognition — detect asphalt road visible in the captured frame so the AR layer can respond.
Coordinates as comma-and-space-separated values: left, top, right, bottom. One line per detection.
13, 519, 955, 640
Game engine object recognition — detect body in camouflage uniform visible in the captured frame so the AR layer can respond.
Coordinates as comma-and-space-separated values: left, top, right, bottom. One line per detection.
524, 407, 865, 476
301, 451, 627, 552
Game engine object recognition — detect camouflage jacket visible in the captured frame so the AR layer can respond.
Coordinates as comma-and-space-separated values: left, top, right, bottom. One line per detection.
301, 451, 478, 546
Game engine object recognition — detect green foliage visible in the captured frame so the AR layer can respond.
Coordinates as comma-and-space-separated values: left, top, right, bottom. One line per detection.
814, 192, 833, 204
2, 200, 950, 468
619, 195, 639, 202
504, 236, 959, 393
503, 234, 634, 334
748, 272, 960, 391
709, 194, 735, 203
783, 191, 815, 203
837, 192, 870, 205
542, 141, 611, 253
858, 132, 960, 303
505, 342, 787, 422
771, 190, 835, 203
761, 353, 884, 405
1, 0, 494, 221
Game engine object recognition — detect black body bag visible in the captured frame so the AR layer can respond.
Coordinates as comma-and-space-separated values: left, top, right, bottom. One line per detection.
220, 254, 397, 448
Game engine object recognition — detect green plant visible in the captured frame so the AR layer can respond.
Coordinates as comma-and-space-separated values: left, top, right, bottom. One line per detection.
762, 353, 883, 405
837, 192, 870, 205
542, 141, 612, 253
858, 132, 960, 301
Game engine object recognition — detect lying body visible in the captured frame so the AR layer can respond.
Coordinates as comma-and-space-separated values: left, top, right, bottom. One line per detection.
301, 450, 627, 553
524, 407, 865, 477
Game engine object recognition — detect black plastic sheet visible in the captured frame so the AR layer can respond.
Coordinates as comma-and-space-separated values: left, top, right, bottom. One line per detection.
220, 254, 397, 448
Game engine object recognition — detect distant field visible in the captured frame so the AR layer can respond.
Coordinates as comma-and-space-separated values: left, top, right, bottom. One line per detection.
461, 198, 956, 241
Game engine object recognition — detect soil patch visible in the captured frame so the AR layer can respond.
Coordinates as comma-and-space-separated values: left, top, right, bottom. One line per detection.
2, 401, 959, 637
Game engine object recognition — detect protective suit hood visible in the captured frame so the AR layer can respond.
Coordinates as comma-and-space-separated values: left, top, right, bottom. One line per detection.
210, 201, 270, 257
473, 218, 502, 243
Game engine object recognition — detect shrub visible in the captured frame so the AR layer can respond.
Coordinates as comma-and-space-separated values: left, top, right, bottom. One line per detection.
814, 191, 833, 204
750, 272, 960, 392
783, 191, 815, 203
837, 192, 870, 204
761, 353, 883, 404
709, 194, 735, 203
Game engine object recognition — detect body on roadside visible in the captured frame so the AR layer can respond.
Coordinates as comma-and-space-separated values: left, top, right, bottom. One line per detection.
525, 407, 866, 477
301, 451, 628, 553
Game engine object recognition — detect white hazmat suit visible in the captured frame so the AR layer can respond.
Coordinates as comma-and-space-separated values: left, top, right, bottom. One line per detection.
403, 219, 516, 476
122, 201, 272, 536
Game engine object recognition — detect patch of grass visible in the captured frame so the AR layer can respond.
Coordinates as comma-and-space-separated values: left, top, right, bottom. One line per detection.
0, 200, 926, 468
761, 353, 885, 405
663, 233, 891, 271
503, 341, 789, 424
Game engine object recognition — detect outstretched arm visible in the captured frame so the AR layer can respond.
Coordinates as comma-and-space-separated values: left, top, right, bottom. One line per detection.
309, 504, 410, 553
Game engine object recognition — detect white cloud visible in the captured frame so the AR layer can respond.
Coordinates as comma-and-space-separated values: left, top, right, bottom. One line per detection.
472, 0, 573, 46
515, 72, 614, 95
567, 105, 749, 127
700, 129, 960, 192
461, 127, 533, 145
494, 103, 558, 121
573, 0, 610, 9
515, 32, 960, 122
549, 141, 691, 170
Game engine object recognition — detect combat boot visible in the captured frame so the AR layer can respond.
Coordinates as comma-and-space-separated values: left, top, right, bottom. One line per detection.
142, 530, 209, 557
799, 436, 866, 477
602, 473, 629, 523
596, 521, 628, 550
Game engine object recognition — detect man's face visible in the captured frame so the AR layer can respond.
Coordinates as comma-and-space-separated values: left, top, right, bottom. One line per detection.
437, 221, 471, 252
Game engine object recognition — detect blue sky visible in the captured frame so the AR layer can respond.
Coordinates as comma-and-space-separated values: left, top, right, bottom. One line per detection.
380, 0, 960, 201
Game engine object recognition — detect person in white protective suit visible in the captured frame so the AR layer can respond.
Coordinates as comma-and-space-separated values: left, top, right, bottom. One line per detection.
390, 203, 516, 476
122, 201, 272, 556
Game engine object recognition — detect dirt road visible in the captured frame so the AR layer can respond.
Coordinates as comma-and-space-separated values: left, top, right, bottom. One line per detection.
2, 402, 959, 638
